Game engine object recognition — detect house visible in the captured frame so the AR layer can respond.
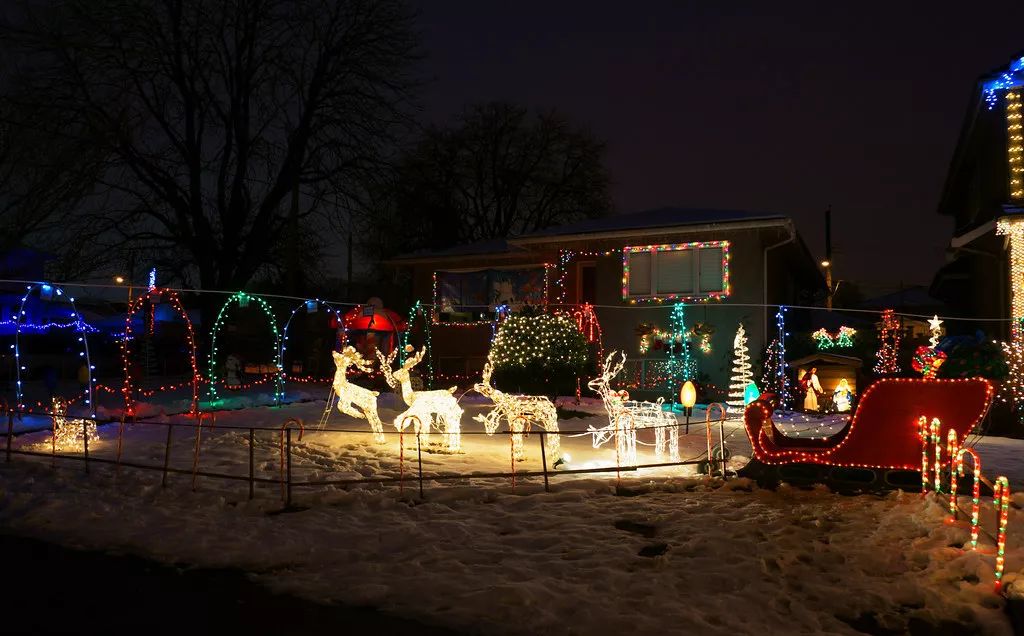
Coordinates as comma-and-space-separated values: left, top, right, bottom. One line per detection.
930, 53, 1024, 336
388, 207, 825, 400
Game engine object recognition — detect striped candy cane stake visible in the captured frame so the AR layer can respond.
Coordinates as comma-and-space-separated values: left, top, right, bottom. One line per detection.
993, 476, 1010, 593
947, 430, 959, 519
919, 416, 929, 494
931, 418, 942, 493
954, 448, 982, 549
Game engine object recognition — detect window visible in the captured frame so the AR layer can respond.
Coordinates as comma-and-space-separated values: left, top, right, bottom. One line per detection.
622, 241, 730, 302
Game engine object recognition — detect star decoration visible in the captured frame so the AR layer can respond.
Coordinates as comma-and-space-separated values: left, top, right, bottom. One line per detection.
928, 315, 944, 333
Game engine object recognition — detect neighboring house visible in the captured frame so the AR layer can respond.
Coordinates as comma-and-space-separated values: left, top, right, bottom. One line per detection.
388, 207, 824, 399
931, 53, 1024, 337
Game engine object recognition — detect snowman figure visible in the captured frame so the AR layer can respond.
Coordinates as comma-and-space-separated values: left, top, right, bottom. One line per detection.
225, 354, 242, 386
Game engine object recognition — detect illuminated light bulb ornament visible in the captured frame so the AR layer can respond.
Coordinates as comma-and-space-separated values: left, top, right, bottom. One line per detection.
473, 362, 560, 462
377, 346, 463, 452
743, 382, 760, 405
13, 283, 96, 416
873, 309, 901, 375
587, 352, 678, 465
331, 346, 386, 443
726, 323, 754, 412
912, 345, 947, 379
50, 397, 97, 451
207, 291, 284, 407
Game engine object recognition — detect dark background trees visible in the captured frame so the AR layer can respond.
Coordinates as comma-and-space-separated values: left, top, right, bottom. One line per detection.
1, 0, 419, 295
360, 101, 612, 263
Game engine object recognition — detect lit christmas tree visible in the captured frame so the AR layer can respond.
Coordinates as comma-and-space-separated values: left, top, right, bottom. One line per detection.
873, 308, 901, 375
727, 323, 754, 410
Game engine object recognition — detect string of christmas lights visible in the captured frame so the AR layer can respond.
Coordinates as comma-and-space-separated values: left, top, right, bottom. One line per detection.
621, 241, 730, 304
726, 324, 753, 411
121, 287, 200, 417
13, 283, 95, 416
207, 292, 283, 406
873, 309, 901, 375
401, 300, 434, 388
280, 299, 342, 381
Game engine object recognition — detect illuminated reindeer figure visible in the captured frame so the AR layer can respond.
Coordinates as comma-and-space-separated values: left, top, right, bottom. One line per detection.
587, 351, 679, 465
473, 362, 560, 462
331, 347, 386, 443
376, 346, 463, 452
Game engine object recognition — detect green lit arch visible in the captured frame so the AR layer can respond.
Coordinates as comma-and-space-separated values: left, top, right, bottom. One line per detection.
207, 291, 283, 406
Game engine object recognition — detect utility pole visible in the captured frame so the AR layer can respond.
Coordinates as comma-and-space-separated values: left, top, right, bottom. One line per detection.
823, 206, 833, 310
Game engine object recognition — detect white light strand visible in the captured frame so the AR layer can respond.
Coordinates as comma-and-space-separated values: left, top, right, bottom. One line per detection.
472, 363, 560, 462
377, 346, 463, 452
726, 324, 754, 411
587, 351, 678, 465
331, 347, 386, 443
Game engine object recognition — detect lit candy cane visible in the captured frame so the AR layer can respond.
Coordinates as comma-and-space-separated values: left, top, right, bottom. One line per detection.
931, 418, 942, 493
993, 476, 1010, 593
947, 429, 959, 518
953, 447, 982, 549
918, 416, 928, 492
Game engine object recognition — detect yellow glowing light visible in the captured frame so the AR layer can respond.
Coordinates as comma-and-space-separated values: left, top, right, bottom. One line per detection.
820, 260, 830, 268
680, 380, 697, 409
377, 347, 463, 452
330, 347, 386, 442
1008, 91, 1023, 200
114, 275, 125, 284
472, 363, 560, 462
587, 352, 678, 465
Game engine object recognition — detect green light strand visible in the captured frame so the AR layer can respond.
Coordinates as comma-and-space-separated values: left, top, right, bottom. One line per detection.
207, 291, 284, 406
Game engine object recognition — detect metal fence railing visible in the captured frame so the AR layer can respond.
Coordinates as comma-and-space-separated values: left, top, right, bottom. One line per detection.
2, 409, 723, 508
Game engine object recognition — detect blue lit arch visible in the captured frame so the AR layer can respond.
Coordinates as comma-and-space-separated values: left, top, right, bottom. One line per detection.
13, 283, 95, 416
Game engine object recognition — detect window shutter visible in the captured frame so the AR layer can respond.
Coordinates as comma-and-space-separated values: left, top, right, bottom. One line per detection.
656, 249, 694, 294
627, 251, 652, 295
698, 247, 725, 292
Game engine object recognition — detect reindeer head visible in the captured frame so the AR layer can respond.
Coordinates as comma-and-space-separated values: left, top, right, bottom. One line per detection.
374, 347, 400, 388
473, 409, 501, 434
473, 362, 496, 398
332, 346, 373, 375
588, 351, 626, 396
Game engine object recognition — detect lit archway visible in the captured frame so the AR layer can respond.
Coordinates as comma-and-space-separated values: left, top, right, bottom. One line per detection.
121, 287, 200, 417
13, 283, 95, 415
207, 291, 283, 405
280, 299, 343, 380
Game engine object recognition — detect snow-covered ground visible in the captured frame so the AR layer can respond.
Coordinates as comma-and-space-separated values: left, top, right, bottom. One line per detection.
1, 390, 1023, 634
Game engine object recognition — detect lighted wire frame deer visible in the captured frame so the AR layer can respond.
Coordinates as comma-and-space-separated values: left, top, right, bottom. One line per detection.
330, 347, 386, 442
587, 351, 679, 466
376, 346, 463, 452
473, 362, 561, 462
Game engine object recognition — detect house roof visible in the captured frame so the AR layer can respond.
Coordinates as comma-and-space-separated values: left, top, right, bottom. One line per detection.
388, 207, 789, 262
790, 353, 864, 368
514, 207, 786, 241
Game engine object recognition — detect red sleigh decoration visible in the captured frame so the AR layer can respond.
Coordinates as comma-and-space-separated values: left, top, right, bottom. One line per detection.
741, 378, 994, 485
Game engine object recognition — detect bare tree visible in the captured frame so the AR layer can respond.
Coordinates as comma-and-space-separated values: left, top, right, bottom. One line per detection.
364, 102, 612, 260
1, 0, 418, 289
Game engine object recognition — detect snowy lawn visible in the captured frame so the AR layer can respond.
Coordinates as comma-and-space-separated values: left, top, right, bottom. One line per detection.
0, 393, 1023, 634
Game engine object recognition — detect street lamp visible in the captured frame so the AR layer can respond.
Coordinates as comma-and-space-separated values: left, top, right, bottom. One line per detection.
114, 275, 125, 284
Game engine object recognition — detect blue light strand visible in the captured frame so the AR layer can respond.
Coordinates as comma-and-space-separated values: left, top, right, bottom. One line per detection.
12, 283, 95, 417
280, 299, 341, 380
983, 56, 1024, 110
0, 318, 99, 333
776, 306, 789, 407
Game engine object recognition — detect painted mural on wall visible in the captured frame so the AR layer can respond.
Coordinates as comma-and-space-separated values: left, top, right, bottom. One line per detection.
436, 268, 546, 316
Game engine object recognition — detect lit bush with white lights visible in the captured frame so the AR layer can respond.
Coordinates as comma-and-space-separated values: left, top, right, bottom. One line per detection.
488, 313, 589, 397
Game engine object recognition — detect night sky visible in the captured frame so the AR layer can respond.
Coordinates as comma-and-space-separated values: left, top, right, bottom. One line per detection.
413, 2, 1024, 295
